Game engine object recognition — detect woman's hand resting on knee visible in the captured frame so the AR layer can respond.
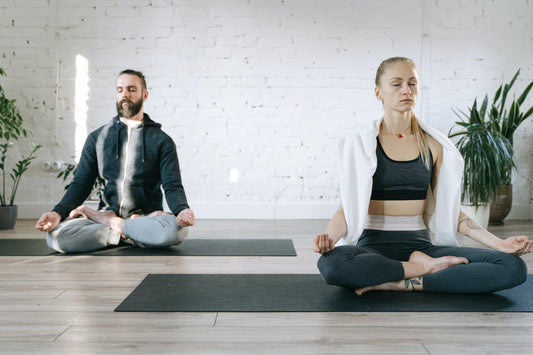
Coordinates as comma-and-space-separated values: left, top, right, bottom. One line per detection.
495, 236, 532, 256
313, 233, 335, 254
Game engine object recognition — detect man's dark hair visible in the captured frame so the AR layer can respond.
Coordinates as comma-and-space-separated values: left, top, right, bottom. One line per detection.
118, 69, 147, 90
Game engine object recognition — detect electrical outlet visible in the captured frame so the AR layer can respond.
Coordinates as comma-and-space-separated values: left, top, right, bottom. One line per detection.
41, 160, 65, 172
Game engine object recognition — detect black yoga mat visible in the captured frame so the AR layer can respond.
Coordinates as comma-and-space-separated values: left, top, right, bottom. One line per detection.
115, 273, 533, 312
0, 239, 56, 256
0, 239, 296, 256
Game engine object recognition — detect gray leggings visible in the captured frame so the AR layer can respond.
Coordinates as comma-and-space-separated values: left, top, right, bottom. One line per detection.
46, 214, 188, 253
318, 229, 528, 294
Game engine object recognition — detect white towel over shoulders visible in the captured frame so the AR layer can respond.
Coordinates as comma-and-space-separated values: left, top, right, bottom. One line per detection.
337, 118, 463, 246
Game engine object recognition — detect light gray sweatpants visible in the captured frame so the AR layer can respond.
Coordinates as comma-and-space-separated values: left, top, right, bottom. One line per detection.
46, 214, 188, 253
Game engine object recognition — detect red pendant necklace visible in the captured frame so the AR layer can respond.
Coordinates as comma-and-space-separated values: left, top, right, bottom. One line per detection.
382, 124, 412, 138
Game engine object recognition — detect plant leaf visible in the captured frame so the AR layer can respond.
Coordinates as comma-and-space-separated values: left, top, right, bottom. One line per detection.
493, 84, 502, 104
517, 80, 533, 105
479, 95, 488, 119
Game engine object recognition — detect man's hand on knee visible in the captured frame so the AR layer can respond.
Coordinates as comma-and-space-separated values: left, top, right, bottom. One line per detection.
176, 208, 195, 227
35, 211, 61, 232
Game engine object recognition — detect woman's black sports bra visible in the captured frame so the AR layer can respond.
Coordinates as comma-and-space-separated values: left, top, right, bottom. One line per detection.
370, 138, 433, 201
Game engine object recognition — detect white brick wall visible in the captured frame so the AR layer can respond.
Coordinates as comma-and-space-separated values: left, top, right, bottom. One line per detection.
0, 0, 532, 219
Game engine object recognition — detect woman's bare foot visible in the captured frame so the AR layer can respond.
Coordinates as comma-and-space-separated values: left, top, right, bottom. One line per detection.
356, 276, 424, 295
356, 280, 406, 295
355, 252, 469, 296
406, 251, 468, 278
69, 206, 125, 234
403, 251, 469, 279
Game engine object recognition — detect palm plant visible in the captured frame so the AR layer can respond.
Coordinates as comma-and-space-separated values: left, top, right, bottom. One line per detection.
487, 69, 533, 184
449, 97, 514, 208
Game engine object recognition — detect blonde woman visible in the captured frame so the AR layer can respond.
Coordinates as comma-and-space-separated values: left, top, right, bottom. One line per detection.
313, 57, 531, 294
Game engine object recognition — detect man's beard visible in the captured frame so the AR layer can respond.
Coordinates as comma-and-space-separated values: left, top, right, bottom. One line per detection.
116, 97, 143, 118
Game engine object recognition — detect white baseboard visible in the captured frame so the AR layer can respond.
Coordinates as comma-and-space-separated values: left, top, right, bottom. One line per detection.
16, 203, 55, 219
16, 202, 100, 219
507, 202, 533, 221
190, 203, 339, 219
15, 202, 532, 220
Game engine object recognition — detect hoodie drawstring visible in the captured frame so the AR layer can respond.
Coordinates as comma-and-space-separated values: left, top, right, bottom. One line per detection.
141, 124, 145, 163
115, 121, 120, 159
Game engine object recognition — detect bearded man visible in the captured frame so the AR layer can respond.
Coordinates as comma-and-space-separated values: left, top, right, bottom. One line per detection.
36, 69, 195, 253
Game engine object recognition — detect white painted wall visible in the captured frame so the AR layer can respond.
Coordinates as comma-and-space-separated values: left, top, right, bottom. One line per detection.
1, 0, 532, 219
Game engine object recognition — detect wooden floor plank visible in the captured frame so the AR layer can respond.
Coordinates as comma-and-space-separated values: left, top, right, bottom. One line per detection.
55, 325, 533, 344
0, 325, 69, 342
214, 312, 533, 327
0, 341, 428, 354
0, 311, 217, 327
423, 342, 533, 355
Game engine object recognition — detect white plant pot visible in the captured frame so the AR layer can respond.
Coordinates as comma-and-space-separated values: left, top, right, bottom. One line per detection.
461, 204, 490, 229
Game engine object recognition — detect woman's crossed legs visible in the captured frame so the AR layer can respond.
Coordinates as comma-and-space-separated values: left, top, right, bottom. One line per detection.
318, 243, 527, 294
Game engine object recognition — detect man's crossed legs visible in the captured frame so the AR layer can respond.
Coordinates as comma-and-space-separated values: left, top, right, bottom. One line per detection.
46, 206, 188, 253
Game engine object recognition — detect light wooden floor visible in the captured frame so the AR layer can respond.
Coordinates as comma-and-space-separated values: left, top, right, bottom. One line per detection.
1, 219, 533, 354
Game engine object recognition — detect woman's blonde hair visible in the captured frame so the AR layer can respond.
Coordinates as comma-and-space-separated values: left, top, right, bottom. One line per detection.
376, 56, 432, 170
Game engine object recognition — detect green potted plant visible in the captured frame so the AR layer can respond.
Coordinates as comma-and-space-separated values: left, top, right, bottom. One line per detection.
57, 162, 105, 201
0, 67, 41, 229
486, 69, 533, 225
449, 96, 514, 228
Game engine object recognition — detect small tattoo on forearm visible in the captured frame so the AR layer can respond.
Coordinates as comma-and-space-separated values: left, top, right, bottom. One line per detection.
404, 276, 422, 291
459, 217, 481, 230
466, 219, 481, 230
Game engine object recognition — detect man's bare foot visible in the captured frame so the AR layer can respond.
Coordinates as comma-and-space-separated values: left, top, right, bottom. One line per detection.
129, 211, 171, 219
146, 210, 172, 218
106, 216, 126, 234
70, 206, 116, 222
408, 251, 469, 276
69, 206, 125, 234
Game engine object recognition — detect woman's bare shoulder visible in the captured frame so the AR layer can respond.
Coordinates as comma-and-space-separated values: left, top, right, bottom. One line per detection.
425, 133, 443, 163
